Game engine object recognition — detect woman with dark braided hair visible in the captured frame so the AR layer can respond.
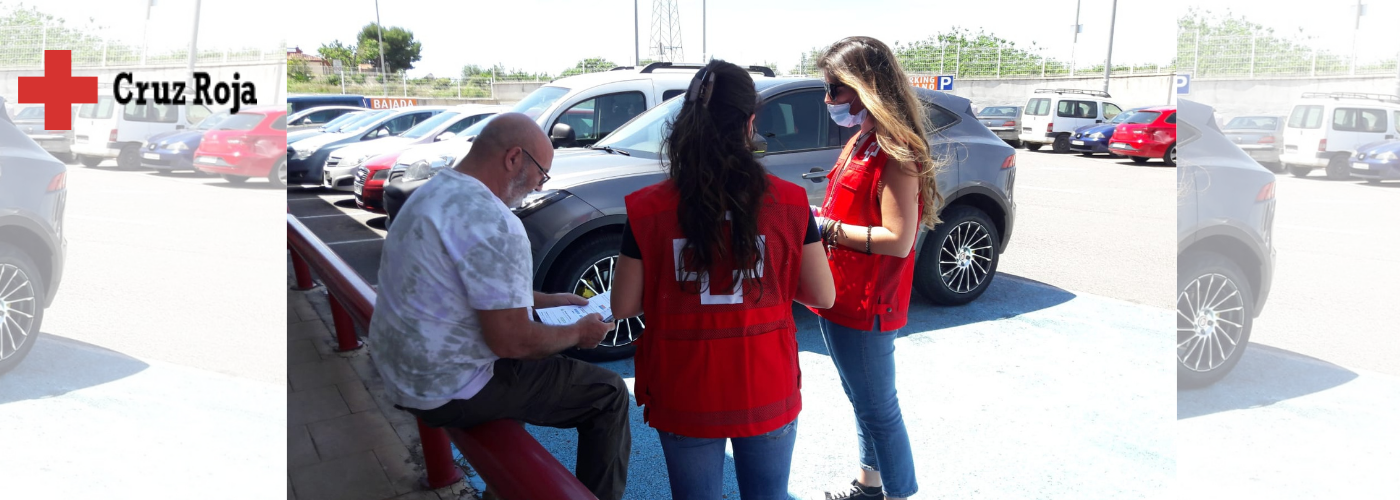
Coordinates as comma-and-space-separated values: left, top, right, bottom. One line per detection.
610, 59, 835, 500
811, 36, 946, 500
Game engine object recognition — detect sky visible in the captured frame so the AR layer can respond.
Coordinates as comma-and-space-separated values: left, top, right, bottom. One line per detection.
7, 0, 288, 54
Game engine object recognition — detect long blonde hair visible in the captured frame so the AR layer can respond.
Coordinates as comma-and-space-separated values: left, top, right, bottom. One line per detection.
818, 36, 945, 227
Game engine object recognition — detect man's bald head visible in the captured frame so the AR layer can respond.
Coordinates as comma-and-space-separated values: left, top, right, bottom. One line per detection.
464, 112, 551, 165
456, 112, 554, 207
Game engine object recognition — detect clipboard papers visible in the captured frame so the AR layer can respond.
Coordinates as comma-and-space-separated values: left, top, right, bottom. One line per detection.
535, 291, 614, 326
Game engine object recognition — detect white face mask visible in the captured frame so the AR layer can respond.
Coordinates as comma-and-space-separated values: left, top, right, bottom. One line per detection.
828, 103, 866, 128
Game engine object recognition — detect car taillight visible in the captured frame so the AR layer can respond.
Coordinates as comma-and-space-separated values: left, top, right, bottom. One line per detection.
1318, 139, 1327, 152
1256, 181, 1275, 202
108, 129, 118, 142
1258, 135, 1275, 144
1001, 153, 1016, 169
47, 172, 66, 192
1046, 123, 1053, 133
1001, 120, 1016, 127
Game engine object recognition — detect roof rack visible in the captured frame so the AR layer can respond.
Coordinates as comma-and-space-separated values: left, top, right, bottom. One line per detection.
639, 61, 776, 78
1299, 92, 1400, 104
1034, 88, 1111, 98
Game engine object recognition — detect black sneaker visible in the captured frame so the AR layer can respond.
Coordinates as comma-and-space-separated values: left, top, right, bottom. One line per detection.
825, 479, 884, 500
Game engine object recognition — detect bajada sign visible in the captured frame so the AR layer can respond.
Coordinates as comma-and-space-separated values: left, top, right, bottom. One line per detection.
365, 98, 419, 109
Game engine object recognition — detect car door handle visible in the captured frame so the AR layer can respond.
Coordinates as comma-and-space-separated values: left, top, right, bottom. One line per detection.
802, 168, 829, 182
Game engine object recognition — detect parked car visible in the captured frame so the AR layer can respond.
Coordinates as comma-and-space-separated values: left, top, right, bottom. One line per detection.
321, 105, 504, 191
10, 104, 77, 162
139, 110, 232, 174
287, 110, 382, 144
1176, 98, 1276, 388
352, 152, 403, 214
1348, 139, 1400, 183
1019, 89, 1125, 153
288, 105, 365, 131
288, 94, 366, 114
0, 96, 67, 375
381, 62, 765, 225
193, 107, 289, 187
286, 106, 446, 185
435, 79, 1015, 361
1070, 106, 1148, 155
1221, 115, 1286, 172
72, 94, 214, 169
1279, 92, 1400, 179
1109, 105, 1177, 165
977, 105, 1023, 147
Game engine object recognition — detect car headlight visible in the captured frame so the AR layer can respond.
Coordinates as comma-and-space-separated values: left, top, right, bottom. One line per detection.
169, 142, 189, 152
1377, 151, 1398, 162
513, 190, 568, 217
1088, 133, 1104, 139
349, 153, 376, 167
403, 160, 433, 182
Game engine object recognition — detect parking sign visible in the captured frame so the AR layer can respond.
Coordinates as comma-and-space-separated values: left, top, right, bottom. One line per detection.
1175, 74, 1190, 95
938, 76, 954, 91
909, 75, 955, 91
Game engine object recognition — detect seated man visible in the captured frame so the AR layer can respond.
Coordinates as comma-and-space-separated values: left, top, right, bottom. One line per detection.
368, 112, 628, 500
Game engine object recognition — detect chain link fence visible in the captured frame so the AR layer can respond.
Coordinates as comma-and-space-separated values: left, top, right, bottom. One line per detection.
789, 40, 1172, 79
1177, 28, 1399, 79
287, 60, 680, 99
0, 24, 285, 69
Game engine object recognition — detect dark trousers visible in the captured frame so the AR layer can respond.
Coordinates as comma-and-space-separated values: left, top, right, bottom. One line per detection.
407, 356, 631, 500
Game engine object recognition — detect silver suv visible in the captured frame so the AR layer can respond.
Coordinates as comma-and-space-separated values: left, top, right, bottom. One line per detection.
512, 79, 1018, 361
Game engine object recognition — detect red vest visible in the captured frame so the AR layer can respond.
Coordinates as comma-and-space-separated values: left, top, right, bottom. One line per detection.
624, 175, 808, 438
811, 132, 921, 332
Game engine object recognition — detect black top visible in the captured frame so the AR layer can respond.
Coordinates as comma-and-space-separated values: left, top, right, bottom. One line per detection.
621, 211, 820, 259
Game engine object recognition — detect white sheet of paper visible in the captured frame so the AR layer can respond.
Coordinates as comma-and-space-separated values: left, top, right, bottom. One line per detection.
535, 291, 613, 326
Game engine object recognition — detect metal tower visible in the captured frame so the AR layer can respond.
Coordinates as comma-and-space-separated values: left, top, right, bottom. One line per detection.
649, 0, 684, 62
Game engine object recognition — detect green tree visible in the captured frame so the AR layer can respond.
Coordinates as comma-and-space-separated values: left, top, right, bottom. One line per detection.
288, 58, 314, 83
559, 57, 618, 77
1175, 8, 1361, 77
317, 40, 359, 69
0, 5, 116, 66
356, 23, 423, 73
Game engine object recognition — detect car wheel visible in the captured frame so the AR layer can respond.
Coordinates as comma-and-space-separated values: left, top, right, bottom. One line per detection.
1164, 144, 1177, 166
221, 174, 248, 184
1011, 140, 1023, 148
269, 157, 288, 188
78, 155, 103, 168
1131, 156, 1149, 164
544, 232, 641, 362
1324, 155, 1350, 180
51, 152, 73, 163
1025, 143, 1042, 151
1287, 164, 1311, 177
913, 205, 1000, 306
1051, 134, 1070, 153
1178, 251, 1254, 389
0, 242, 46, 376
116, 146, 141, 170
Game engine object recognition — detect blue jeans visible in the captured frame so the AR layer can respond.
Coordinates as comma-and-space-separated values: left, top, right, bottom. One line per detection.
818, 317, 918, 498
655, 418, 799, 500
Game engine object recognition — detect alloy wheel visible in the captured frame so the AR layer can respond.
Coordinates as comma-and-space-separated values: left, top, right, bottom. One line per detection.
1177, 273, 1246, 373
939, 221, 994, 294
572, 255, 643, 348
0, 264, 37, 361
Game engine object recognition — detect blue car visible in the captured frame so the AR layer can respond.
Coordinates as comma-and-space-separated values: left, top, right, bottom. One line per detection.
140, 111, 231, 174
1069, 107, 1147, 155
1349, 139, 1400, 183
287, 110, 384, 145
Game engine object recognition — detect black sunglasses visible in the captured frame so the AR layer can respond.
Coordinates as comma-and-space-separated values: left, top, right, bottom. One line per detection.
521, 148, 549, 187
824, 80, 849, 99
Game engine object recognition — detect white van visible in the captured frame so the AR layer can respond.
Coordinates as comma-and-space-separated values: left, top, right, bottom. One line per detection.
1279, 92, 1400, 179
71, 94, 213, 168
1019, 89, 1124, 153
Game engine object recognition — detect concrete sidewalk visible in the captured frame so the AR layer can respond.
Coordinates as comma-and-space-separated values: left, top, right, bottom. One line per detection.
286, 261, 476, 500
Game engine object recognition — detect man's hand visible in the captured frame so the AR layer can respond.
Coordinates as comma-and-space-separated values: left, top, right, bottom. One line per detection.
536, 292, 589, 308
573, 313, 615, 349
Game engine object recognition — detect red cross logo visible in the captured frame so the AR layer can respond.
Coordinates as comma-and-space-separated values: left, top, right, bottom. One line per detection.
17, 51, 98, 131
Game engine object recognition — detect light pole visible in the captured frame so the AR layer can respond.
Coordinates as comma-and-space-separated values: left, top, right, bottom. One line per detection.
1070, 0, 1082, 77
375, 0, 388, 97
185, 0, 200, 103
141, 0, 154, 66
1103, 0, 1117, 93
703, 0, 706, 63
1350, 1, 1365, 76
635, 0, 640, 66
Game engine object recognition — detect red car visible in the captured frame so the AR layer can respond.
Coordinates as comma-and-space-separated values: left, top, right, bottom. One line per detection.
353, 151, 402, 213
1108, 105, 1176, 166
194, 107, 289, 186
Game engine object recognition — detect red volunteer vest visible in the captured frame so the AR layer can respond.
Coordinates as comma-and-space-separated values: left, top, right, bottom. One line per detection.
811, 132, 921, 332
624, 175, 808, 438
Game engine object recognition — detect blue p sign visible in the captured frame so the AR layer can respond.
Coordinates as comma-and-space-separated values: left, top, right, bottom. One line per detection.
937, 76, 954, 91
1175, 74, 1190, 95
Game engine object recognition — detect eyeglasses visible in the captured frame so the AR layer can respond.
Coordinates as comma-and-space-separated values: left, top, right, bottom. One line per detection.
824, 80, 849, 100
521, 147, 549, 187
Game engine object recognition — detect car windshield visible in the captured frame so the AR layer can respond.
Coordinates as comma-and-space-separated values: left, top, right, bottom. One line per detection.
1125, 111, 1161, 124
1224, 116, 1278, 130
339, 110, 392, 133
1109, 110, 1137, 124
320, 112, 365, 131
195, 111, 232, 130
214, 113, 265, 131
979, 107, 1018, 117
511, 86, 570, 121
593, 94, 684, 157
15, 106, 44, 119
401, 111, 460, 139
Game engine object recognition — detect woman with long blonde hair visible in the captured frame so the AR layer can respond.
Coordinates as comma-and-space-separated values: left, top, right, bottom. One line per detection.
810, 36, 944, 500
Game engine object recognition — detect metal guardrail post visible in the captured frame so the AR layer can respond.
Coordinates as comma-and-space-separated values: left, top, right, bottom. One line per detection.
327, 295, 365, 352
418, 418, 466, 489
290, 248, 316, 290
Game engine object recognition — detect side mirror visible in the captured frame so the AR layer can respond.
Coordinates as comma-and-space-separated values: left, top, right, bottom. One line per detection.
435, 132, 456, 142
551, 123, 575, 148
751, 131, 768, 159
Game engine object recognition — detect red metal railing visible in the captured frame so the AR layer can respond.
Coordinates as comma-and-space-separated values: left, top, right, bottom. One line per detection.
288, 215, 595, 499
